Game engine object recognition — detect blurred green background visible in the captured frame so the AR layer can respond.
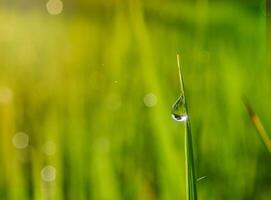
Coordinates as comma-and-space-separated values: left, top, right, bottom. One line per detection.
0, 0, 270, 199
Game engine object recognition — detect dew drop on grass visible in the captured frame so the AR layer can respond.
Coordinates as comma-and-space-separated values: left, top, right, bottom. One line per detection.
171, 95, 188, 122
172, 113, 188, 122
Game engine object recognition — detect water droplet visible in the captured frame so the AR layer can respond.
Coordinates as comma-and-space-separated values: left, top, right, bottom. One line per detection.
171, 95, 188, 122
172, 113, 188, 122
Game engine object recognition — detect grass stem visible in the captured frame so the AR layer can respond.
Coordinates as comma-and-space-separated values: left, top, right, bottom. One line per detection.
176, 53, 198, 200
244, 98, 271, 154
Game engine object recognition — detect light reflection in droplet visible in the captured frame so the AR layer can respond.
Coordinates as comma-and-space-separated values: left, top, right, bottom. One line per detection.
171, 95, 188, 122
171, 113, 188, 122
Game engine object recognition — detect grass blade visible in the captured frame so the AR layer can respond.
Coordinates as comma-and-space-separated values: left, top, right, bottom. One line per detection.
185, 121, 198, 200
243, 98, 271, 154
173, 54, 198, 200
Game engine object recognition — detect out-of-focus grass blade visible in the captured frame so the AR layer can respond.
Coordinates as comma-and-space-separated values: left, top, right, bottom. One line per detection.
244, 98, 271, 154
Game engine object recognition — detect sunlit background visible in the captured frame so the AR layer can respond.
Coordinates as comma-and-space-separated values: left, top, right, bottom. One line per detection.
0, 0, 270, 199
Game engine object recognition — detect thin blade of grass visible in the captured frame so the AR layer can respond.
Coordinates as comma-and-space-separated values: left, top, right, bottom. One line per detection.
176, 54, 198, 200
185, 121, 198, 200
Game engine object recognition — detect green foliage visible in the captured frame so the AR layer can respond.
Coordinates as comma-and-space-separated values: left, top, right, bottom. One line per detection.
0, 1, 269, 200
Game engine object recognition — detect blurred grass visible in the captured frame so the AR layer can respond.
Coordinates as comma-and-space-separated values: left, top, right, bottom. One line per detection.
244, 99, 271, 154
0, 0, 270, 200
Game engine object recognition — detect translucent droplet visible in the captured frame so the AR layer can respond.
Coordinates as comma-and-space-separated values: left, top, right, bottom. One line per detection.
171, 95, 188, 122
172, 113, 188, 122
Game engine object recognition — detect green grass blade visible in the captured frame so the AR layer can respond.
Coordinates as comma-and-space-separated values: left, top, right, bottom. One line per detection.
174, 54, 198, 200
244, 99, 271, 154
185, 121, 197, 200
